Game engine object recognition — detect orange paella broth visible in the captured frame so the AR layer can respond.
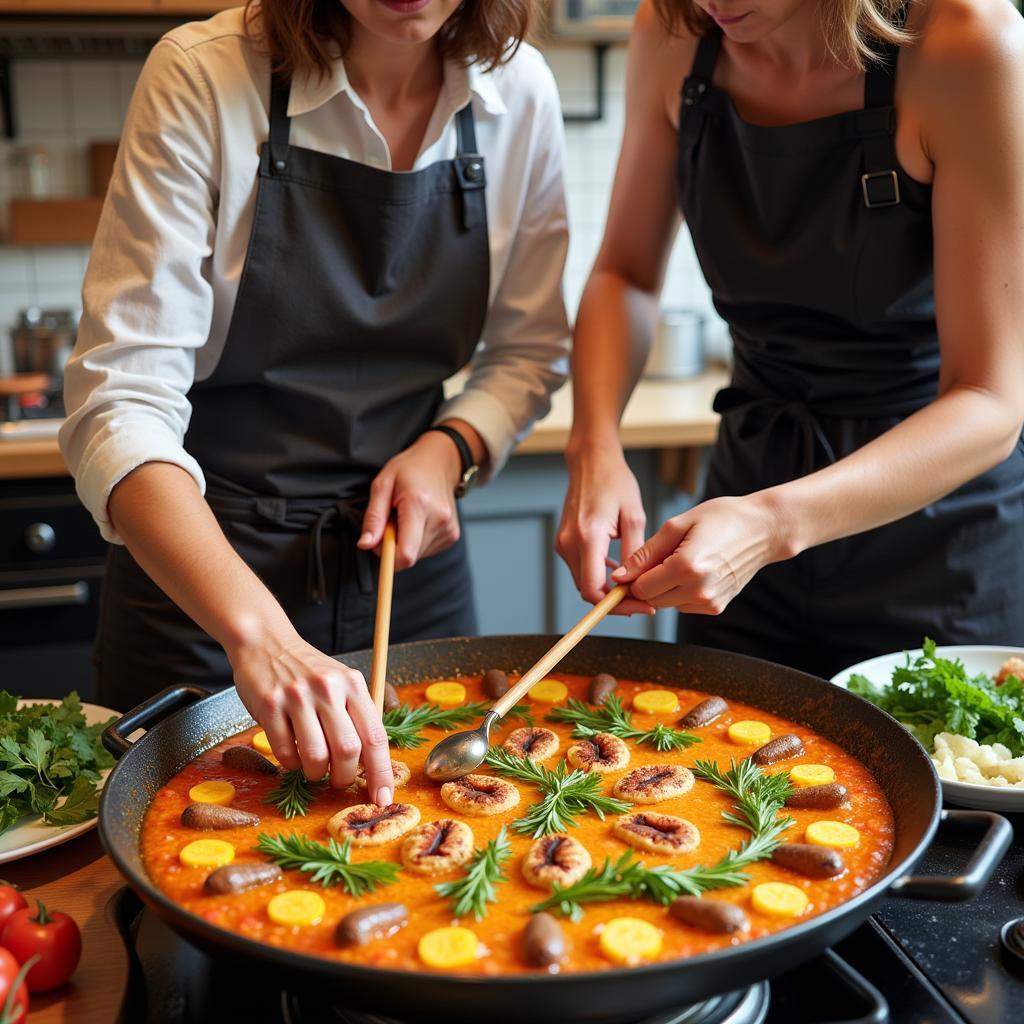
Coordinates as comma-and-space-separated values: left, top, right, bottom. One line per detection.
141, 675, 894, 974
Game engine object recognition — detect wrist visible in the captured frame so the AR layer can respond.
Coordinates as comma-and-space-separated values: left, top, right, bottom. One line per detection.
752, 487, 804, 563
221, 604, 296, 666
565, 429, 625, 468
436, 418, 487, 469
416, 430, 463, 490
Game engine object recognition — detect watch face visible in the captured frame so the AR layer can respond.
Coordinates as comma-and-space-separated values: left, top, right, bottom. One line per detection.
457, 464, 480, 497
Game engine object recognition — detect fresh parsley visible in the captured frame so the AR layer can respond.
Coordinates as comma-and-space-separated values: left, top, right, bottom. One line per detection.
433, 825, 512, 920
545, 695, 702, 753
484, 748, 632, 837
0, 691, 115, 833
254, 832, 400, 895
531, 757, 794, 921
848, 638, 1024, 756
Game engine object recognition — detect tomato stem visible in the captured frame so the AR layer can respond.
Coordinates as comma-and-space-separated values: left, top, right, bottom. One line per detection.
31, 899, 51, 926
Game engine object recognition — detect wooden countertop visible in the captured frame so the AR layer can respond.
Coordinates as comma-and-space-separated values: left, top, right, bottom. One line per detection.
2, 831, 128, 1023
0, 367, 728, 480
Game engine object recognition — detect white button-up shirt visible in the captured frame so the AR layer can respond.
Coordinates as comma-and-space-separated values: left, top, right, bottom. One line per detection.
60, 7, 570, 543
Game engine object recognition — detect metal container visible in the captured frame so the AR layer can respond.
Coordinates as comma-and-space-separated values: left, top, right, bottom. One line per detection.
645, 308, 706, 379
10, 307, 78, 377
99, 636, 1011, 1024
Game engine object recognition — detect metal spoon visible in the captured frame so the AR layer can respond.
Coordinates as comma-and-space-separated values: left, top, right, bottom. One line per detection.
424, 586, 628, 781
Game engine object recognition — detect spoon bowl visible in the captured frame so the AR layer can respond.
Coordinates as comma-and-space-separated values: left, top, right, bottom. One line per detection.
424, 712, 498, 781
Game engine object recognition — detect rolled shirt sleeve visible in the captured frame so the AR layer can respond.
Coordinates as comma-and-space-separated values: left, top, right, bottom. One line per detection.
435, 59, 571, 480
59, 38, 219, 544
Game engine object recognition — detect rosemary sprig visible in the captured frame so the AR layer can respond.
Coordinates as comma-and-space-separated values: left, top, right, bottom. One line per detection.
484, 748, 632, 837
507, 704, 535, 727
383, 701, 490, 749
433, 825, 512, 920
263, 770, 319, 819
531, 758, 794, 920
254, 832, 400, 896
545, 696, 702, 753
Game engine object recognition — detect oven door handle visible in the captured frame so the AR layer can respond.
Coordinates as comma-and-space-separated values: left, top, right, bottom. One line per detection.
889, 809, 1013, 901
102, 685, 210, 758
0, 581, 88, 609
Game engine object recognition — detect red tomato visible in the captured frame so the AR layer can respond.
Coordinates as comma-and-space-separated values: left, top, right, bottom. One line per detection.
1, 900, 81, 993
0, 887, 27, 935
0, 946, 30, 1023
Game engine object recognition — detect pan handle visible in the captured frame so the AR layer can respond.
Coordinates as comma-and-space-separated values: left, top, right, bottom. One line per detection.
889, 809, 1012, 901
102, 685, 210, 758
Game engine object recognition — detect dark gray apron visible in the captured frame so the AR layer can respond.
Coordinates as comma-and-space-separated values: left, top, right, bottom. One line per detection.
675, 27, 1024, 678
95, 75, 488, 709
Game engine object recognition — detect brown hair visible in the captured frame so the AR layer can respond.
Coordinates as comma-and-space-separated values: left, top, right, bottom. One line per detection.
651, 0, 913, 69
245, 0, 534, 81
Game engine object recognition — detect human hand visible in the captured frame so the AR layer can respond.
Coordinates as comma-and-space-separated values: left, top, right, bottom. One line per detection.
557, 445, 654, 614
228, 632, 395, 805
610, 493, 789, 614
358, 431, 463, 570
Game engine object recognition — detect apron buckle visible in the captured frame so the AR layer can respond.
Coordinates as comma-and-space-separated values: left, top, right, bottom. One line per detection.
861, 170, 900, 209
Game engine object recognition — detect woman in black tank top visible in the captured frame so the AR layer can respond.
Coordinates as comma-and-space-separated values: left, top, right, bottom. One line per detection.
557, 0, 1024, 677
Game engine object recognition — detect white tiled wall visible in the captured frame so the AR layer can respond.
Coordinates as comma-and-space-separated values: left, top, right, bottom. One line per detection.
0, 44, 725, 356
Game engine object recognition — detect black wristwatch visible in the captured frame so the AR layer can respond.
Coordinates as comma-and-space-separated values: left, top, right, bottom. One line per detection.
426, 425, 479, 498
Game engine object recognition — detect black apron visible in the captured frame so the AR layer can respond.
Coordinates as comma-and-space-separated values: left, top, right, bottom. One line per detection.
675, 28, 1024, 678
95, 75, 488, 710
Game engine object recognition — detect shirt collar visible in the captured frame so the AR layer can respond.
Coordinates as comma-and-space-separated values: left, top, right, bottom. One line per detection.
286, 56, 508, 120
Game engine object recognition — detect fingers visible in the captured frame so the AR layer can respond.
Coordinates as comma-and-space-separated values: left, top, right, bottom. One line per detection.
360, 473, 395, 550
618, 505, 647, 569
257, 694, 301, 772
346, 680, 395, 806
394, 493, 427, 571
612, 517, 687, 585
285, 686, 332, 781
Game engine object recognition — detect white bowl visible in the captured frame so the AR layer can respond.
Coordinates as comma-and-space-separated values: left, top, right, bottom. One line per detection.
831, 645, 1024, 812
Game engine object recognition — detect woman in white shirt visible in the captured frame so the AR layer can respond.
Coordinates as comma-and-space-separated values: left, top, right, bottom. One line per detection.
60, 0, 569, 806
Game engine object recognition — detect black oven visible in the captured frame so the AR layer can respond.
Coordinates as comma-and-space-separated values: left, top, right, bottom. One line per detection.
0, 476, 107, 702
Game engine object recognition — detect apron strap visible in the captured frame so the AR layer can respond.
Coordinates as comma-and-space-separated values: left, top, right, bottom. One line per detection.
268, 74, 292, 173
453, 102, 486, 229
682, 28, 722, 108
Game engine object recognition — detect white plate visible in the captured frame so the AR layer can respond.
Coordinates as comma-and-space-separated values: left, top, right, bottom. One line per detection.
831, 645, 1024, 812
0, 700, 118, 865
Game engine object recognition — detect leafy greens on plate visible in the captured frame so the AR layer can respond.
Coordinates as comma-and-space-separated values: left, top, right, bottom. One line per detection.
847, 638, 1024, 756
0, 691, 116, 832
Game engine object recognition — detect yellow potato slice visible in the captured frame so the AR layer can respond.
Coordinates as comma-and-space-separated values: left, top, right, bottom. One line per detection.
250, 730, 281, 765
751, 882, 809, 918
599, 917, 664, 965
529, 679, 569, 704
425, 682, 467, 708
805, 820, 861, 849
727, 720, 772, 746
632, 690, 680, 715
790, 764, 836, 787
267, 890, 326, 927
418, 926, 479, 968
179, 839, 235, 869
188, 780, 236, 806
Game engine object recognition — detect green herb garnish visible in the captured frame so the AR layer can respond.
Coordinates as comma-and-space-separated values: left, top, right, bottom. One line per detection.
383, 701, 490, 750
254, 832, 400, 895
545, 695, 702, 753
433, 825, 512, 920
264, 770, 320, 819
848, 637, 1024, 756
531, 758, 793, 920
484, 748, 632, 837
0, 690, 115, 832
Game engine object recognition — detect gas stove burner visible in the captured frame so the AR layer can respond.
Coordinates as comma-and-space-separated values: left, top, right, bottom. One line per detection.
280, 983, 769, 1024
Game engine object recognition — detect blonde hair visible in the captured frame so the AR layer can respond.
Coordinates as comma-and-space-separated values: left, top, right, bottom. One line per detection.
652, 0, 914, 69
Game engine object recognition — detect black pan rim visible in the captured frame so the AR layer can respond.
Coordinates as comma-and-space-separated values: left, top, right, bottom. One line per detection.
99, 636, 942, 990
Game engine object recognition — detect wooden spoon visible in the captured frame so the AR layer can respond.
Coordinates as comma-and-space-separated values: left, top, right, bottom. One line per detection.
369, 521, 397, 715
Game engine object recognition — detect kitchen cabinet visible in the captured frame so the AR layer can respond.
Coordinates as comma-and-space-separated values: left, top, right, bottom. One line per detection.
461, 450, 694, 643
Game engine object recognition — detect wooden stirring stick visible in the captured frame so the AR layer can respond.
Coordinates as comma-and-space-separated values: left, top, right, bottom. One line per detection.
423, 584, 630, 780
489, 584, 629, 718
369, 521, 397, 715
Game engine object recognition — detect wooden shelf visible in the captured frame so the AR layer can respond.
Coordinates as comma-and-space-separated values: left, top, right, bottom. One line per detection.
7, 197, 103, 245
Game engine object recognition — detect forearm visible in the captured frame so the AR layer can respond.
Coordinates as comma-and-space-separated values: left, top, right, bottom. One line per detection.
567, 270, 659, 457
107, 462, 293, 658
767, 387, 1023, 558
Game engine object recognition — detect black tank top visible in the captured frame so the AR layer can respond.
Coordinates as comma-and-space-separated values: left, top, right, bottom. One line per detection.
677, 27, 937, 421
